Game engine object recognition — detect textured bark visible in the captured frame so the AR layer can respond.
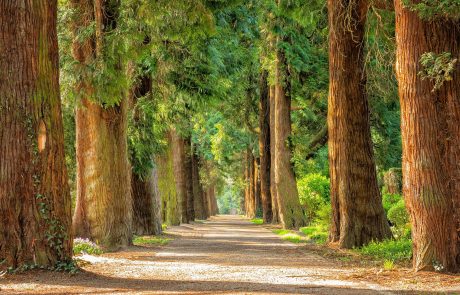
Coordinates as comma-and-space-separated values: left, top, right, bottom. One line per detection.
0, 0, 72, 268
274, 44, 306, 229
184, 137, 195, 222
259, 71, 273, 223
245, 151, 256, 219
171, 130, 187, 223
327, 0, 391, 248
395, 1, 460, 272
192, 151, 207, 220
156, 133, 180, 226
72, 0, 132, 250
269, 86, 280, 224
132, 171, 162, 235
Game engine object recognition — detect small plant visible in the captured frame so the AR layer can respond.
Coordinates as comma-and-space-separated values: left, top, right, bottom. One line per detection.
133, 236, 171, 246
383, 260, 395, 271
73, 238, 103, 255
250, 218, 263, 225
419, 52, 458, 91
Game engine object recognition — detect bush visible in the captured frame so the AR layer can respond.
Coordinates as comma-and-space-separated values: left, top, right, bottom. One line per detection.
73, 238, 103, 255
387, 199, 409, 227
298, 173, 330, 221
357, 238, 412, 262
382, 193, 402, 214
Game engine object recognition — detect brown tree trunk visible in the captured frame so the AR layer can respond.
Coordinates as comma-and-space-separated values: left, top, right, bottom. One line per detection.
184, 137, 195, 222
269, 85, 280, 224
395, 1, 460, 272
171, 130, 187, 223
327, 0, 391, 248
72, 0, 132, 250
132, 171, 162, 235
274, 42, 306, 229
192, 150, 207, 220
259, 71, 273, 223
0, 0, 72, 268
156, 133, 181, 226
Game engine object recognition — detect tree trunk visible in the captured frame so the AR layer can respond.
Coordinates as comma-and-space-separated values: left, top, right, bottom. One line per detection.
274, 43, 306, 229
72, 0, 132, 250
192, 150, 207, 220
171, 130, 187, 223
184, 137, 195, 222
269, 85, 280, 224
156, 133, 180, 226
259, 71, 273, 223
0, 0, 72, 268
395, 1, 460, 272
327, 0, 391, 248
132, 171, 162, 235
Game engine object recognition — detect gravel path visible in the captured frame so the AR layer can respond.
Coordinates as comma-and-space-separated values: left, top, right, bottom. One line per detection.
1, 215, 459, 294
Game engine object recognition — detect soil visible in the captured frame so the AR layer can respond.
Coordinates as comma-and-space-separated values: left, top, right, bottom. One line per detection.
1, 215, 459, 294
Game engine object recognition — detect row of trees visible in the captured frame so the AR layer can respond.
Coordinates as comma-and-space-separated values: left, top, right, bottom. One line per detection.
241, 0, 460, 273
0, 0, 459, 274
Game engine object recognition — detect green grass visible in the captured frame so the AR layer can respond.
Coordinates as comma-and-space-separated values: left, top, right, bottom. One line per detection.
356, 238, 412, 262
272, 229, 307, 243
133, 235, 171, 246
250, 218, 263, 225
300, 225, 328, 244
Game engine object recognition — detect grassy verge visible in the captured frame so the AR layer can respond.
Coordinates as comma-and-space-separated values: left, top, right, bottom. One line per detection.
133, 235, 172, 246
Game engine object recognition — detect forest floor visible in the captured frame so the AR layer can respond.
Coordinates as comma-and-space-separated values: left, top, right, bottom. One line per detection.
1, 215, 460, 295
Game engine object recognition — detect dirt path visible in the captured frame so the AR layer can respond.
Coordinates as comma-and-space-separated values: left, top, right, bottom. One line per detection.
1, 215, 459, 294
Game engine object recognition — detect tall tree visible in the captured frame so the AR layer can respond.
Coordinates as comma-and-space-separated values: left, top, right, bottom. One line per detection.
71, 0, 132, 250
259, 71, 273, 223
327, 0, 391, 248
395, 1, 460, 272
273, 28, 306, 229
0, 0, 72, 267
171, 130, 188, 223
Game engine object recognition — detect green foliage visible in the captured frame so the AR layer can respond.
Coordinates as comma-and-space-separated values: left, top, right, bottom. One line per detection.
419, 52, 458, 91
73, 238, 103, 255
133, 236, 171, 246
300, 225, 328, 244
297, 173, 330, 222
272, 229, 307, 243
382, 193, 402, 214
403, 0, 460, 20
357, 239, 413, 262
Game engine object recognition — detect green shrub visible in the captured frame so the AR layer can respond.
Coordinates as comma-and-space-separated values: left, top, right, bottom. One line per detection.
298, 173, 330, 221
73, 238, 103, 255
357, 238, 412, 262
382, 193, 402, 214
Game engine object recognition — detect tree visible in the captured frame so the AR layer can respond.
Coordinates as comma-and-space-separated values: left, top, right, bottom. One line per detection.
327, 0, 391, 248
394, 0, 460, 272
259, 70, 273, 223
0, 0, 72, 267
71, 0, 132, 250
273, 19, 306, 229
